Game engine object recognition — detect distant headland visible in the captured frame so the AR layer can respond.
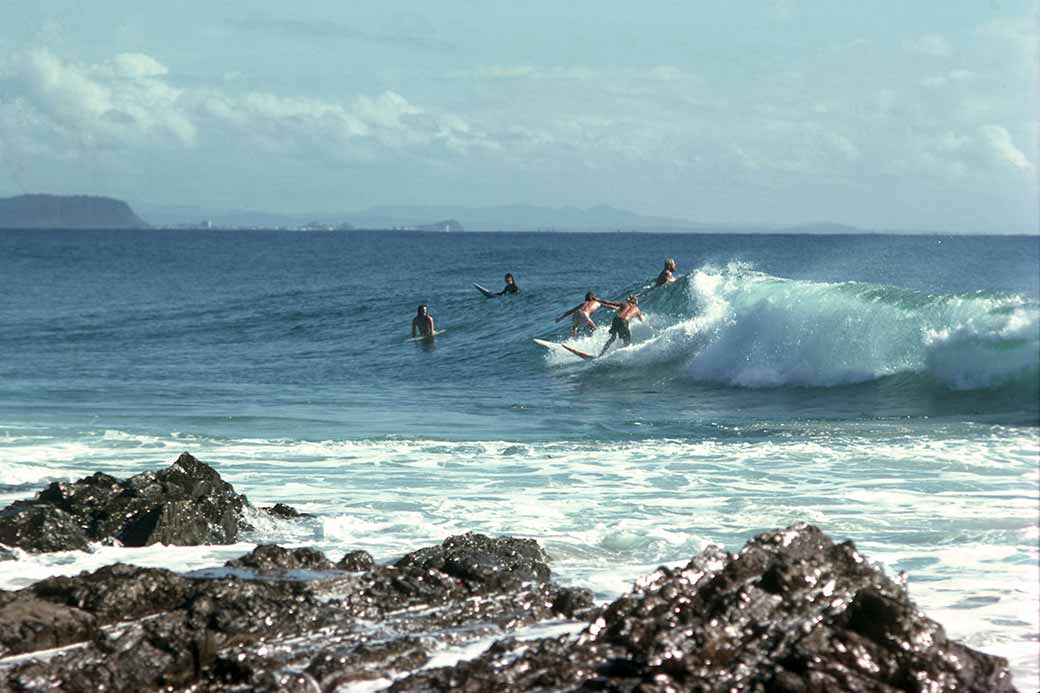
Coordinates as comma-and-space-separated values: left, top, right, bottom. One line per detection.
0, 194, 148, 229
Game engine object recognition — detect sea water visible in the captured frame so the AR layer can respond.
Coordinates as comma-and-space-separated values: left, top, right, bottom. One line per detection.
0, 229, 1037, 686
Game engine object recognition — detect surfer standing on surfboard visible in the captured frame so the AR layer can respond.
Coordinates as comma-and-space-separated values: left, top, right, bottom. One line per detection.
497, 273, 520, 295
412, 305, 435, 338
600, 295, 643, 356
555, 292, 624, 338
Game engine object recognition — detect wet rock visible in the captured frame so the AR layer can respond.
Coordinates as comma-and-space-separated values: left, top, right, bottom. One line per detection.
389, 524, 1018, 692
0, 452, 248, 553
0, 545, 14, 561
260, 502, 315, 519
0, 526, 1015, 693
0, 596, 96, 657
336, 549, 376, 572
0, 501, 91, 553
29, 563, 193, 622
225, 544, 334, 572
395, 532, 551, 591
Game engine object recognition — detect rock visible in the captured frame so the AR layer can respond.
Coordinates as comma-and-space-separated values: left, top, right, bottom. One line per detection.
0, 453, 248, 553
0, 526, 1017, 693
0, 545, 15, 561
260, 502, 314, 519
29, 563, 193, 621
395, 532, 551, 592
225, 545, 334, 572
336, 550, 376, 572
389, 524, 1018, 692
0, 597, 96, 657
0, 501, 91, 552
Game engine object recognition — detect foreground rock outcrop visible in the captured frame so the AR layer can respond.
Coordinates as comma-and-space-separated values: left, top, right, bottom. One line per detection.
0, 453, 257, 552
0, 525, 1018, 692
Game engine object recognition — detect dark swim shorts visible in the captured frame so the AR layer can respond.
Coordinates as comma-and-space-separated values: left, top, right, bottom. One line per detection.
609, 315, 631, 342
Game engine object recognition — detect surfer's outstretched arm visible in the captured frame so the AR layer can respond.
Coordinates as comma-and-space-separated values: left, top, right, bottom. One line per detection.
555, 305, 580, 322
601, 300, 624, 309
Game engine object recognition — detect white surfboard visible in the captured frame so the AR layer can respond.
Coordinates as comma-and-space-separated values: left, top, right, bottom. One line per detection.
532, 338, 596, 360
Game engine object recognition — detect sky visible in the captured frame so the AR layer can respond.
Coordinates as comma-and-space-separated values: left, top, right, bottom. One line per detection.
0, 1, 1036, 232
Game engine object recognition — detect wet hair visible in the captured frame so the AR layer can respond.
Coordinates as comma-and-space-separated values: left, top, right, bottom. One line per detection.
417, 304, 427, 315
665, 257, 676, 269
505, 273, 514, 281
627, 294, 638, 304
585, 291, 596, 301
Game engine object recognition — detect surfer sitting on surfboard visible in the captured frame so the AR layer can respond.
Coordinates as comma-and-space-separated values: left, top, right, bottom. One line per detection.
600, 295, 643, 356
412, 304, 435, 338
555, 292, 624, 338
497, 273, 520, 295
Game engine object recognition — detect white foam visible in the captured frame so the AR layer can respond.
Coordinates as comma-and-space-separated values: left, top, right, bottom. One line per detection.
0, 428, 1036, 688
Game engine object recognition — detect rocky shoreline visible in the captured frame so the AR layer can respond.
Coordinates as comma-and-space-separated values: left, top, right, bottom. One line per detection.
0, 454, 1020, 691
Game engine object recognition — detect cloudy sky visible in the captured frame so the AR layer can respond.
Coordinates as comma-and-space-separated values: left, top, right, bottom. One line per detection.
0, 1, 1035, 232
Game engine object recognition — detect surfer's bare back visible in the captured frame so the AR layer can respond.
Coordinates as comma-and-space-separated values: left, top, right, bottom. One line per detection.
556, 292, 624, 338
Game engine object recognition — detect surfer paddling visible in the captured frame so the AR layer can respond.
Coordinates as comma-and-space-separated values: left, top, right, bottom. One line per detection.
555, 292, 624, 338
655, 258, 677, 286
497, 273, 520, 295
600, 295, 643, 356
412, 304, 435, 338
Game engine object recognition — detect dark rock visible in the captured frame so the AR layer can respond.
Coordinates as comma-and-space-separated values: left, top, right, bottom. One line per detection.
395, 532, 551, 591
260, 502, 315, 519
336, 549, 376, 571
225, 544, 334, 572
0, 596, 96, 657
0, 526, 1016, 693
389, 524, 1018, 692
29, 563, 192, 622
0, 545, 14, 561
0, 501, 91, 552
0, 452, 248, 553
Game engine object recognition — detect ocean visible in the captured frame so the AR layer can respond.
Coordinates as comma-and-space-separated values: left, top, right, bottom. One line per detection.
1, 229, 1037, 687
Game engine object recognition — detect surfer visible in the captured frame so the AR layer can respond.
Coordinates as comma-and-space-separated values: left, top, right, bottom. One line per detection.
655, 258, 677, 286
412, 305, 435, 338
497, 273, 520, 295
600, 295, 643, 356
555, 292, 623, 338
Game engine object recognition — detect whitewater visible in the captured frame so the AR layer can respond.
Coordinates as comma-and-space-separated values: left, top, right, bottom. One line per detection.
0, 229, 1037, 687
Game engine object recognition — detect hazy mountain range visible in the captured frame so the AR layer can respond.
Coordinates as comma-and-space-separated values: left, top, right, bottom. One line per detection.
0, 194, 928, 234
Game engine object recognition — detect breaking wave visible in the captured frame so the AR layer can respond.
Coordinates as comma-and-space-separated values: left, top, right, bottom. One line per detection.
553, 263, 1039, 392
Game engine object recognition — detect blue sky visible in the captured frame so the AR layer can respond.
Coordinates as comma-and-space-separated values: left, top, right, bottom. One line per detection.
0, 1, 1035, 231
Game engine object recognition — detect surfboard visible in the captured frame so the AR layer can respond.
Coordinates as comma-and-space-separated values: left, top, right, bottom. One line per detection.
408, 329, 445, 342
532, 338, 596, 360
473, 283, 495, 298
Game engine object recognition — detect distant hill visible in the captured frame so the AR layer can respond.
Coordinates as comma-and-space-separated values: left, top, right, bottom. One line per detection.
351, 204, 702, 231
0, 194, 148, 229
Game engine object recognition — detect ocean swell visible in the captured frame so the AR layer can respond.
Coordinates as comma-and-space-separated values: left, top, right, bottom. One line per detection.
559, 263, 1040, 392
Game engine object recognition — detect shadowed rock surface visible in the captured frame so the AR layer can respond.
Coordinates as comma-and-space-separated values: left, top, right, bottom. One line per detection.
0, 526, 1019, 692
0, 453, 248, 553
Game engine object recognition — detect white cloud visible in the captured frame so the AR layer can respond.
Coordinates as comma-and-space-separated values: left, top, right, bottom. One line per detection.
827, 133, 861, 162
980, 124, 1034, 171
7, 48, 195, 147
921, 69, 974, 88
112, 53, 168, 79
912, 34, 953, 57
